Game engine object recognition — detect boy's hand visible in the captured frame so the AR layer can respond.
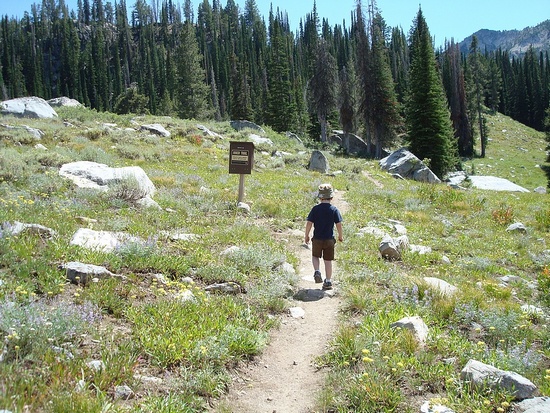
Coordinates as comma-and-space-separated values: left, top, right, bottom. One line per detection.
304, 235, 310, 244
338, 235, 344, 242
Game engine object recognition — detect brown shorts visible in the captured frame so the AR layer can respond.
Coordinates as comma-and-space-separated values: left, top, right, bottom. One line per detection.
311, 238, 336, 261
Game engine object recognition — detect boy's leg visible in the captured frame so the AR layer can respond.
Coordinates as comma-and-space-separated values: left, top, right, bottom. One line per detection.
324, 259, 332, 280
311, 240, 323, 283
322, 239, 336, 290
312, 255, 320, 272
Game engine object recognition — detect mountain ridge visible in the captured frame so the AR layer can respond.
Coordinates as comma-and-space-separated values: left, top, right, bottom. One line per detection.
458, 19, 550, 56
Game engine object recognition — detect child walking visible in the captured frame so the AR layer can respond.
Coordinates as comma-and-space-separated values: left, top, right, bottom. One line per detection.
304, 184, 344, 290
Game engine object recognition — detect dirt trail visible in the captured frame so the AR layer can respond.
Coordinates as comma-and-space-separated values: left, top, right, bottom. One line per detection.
215, 192, 348, 413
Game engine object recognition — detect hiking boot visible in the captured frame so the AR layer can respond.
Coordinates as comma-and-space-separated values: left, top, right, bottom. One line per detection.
313, 270, 322, 283
322, 280, 333, 290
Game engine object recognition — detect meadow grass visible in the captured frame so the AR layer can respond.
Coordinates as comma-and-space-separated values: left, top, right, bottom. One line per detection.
0, 107, 548, 412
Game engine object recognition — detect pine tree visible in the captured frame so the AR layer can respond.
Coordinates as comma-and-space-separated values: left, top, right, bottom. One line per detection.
309, 39, 337, 142
467, 35, 488, 157
406, 8, 457, 178
174, 21, 210, 119
441, 40, 473, 157
368, 11, 402, 158
355, 1, 401, 158
266, 10, 295, 132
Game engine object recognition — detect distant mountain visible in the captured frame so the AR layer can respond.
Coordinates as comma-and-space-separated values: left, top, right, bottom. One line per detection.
458, 19, 550, 56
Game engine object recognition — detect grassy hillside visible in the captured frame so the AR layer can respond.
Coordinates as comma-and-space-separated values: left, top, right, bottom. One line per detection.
0, 106, 548, 413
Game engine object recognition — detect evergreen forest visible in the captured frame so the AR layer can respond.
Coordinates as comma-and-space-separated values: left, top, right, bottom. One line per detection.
1, 0, 549, 177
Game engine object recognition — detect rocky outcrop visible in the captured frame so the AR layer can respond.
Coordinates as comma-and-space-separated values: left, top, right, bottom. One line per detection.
308, 150, 329, 173
59, 161, 158, 207
1, 97, 58, 119
47, 97, 83, 107
460, 359, 539, 400
230, 120, 265, 134
379, 148, 441, 183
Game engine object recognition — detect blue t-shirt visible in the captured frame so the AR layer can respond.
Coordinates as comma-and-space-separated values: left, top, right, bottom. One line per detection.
307, 203, 343, 240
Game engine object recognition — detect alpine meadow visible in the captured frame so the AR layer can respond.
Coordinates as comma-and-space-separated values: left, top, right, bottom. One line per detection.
0, 0, 550, 412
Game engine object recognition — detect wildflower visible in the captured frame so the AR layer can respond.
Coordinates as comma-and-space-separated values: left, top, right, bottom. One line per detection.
501, 401, 510, 408
362, 357, 374, 363
361, 348, 370, 355
496, 408, 504, 412
477, 341, 485, 346
383, 356, 390, 360
397, 362, 404, 368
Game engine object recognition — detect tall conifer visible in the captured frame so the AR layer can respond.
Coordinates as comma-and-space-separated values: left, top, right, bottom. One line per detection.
406, 8, 457, 177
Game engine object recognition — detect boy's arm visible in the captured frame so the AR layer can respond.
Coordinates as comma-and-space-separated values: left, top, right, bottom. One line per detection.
304, 221, 313, 244
336, 222, 344, 242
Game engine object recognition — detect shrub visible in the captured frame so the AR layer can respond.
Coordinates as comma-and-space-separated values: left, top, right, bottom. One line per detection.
0, 296, 102, 362
491, 204, 514, 225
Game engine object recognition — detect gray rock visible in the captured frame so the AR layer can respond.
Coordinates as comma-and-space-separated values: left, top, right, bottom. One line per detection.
358, 226, 388, 238
391, 315, 429, 343
409, 244, 432, 254
276, 262, 296, 276
285, 131, 303, 145
533, 186, 547, 194
0, 221, 56, 239
1, 123, 45, 141
197, 124, 223, 140
87, 360, 105, 371
249, 133, 272, 146
221, 246, 241, 256
63, 261, 118, 285
135, 196, 161, 209
47, 97, 83, 107
289, 307, 305, 318
469, 176, 530, 192
379, 148, 441, 183
140, 123, 170, 137
1, 97, 58, 119
205, 282, 243, 294
230, 120, 265, 133
520, 304, 544, 317
70, 228, 144, 253
329, 131, 369, 155
309, 150, 329, 173
379, 234, 409, 261
460, 359, 538, 400
237, 202, 251, 213
114, 385, 134, 400
59, 161, 156, 198
514, 397, 550, 413
423, 277, 457, 296
506, 222, 527, 233
175, 289, 196, 303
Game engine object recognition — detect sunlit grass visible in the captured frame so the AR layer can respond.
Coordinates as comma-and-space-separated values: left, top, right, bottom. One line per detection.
0, 106, 548, 412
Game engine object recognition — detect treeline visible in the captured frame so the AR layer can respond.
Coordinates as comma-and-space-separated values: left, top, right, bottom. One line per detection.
1, 0, 549, 175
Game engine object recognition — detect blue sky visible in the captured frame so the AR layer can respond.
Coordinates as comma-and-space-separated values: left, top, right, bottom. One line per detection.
1, 0, 548, 46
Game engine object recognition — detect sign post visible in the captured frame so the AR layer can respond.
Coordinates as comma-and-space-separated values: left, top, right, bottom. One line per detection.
229, 141, 254, 203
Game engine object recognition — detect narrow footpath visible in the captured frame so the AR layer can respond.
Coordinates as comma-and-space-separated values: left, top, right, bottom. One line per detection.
215, 192, 348, 413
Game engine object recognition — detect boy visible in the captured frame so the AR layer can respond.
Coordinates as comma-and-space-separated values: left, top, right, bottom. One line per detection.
304, 184, 344, 290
